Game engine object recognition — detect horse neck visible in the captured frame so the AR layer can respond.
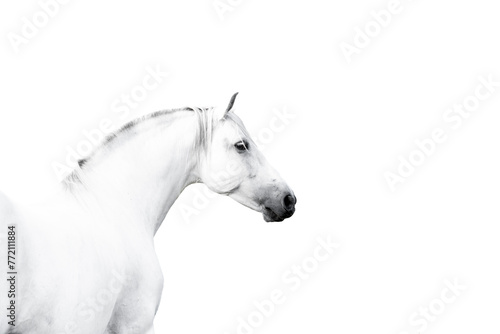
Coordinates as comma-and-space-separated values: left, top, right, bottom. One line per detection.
73, 111, 200, 236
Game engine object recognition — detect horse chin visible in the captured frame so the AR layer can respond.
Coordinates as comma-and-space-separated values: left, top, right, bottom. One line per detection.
262, 207, 285, 223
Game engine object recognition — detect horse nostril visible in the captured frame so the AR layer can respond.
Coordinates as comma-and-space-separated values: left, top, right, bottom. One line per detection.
283, 194, 296, 212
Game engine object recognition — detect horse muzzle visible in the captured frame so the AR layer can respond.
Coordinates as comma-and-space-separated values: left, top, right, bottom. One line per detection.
262, 193, 297, 222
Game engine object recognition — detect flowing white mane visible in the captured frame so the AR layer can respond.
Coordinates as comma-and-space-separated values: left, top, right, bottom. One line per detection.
62, 106, 223, 188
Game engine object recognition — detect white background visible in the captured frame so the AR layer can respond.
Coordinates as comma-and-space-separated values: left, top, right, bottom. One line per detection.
1, 0, 500, 333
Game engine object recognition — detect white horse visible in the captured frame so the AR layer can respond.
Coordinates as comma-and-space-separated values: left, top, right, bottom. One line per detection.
0, 93, 296, 334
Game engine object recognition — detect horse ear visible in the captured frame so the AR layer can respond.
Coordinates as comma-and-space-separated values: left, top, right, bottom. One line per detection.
226, 92, 239, 113
216, 92, 239, 121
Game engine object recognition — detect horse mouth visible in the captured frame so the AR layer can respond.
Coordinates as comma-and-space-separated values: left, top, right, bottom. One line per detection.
263, 207, 286, 222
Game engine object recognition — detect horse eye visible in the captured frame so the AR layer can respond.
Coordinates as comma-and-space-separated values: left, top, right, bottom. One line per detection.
234, 141, 249, 152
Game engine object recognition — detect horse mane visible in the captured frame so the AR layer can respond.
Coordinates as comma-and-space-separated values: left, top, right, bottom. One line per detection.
62, 106, 220, 189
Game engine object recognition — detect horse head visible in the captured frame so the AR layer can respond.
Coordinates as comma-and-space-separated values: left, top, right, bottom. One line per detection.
197, 93, 297, 222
